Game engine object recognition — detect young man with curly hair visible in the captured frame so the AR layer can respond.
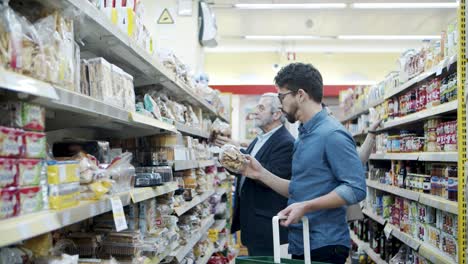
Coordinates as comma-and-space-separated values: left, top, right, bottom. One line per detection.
240, 63, 366, 264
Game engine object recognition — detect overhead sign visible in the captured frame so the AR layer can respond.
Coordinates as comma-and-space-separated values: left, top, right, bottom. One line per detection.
158, 8, 174, 24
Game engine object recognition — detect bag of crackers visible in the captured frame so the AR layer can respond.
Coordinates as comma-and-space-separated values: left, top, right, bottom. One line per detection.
219, 144, 246, 174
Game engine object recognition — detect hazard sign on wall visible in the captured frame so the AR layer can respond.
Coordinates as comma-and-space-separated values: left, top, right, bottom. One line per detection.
158, 8, 174, 24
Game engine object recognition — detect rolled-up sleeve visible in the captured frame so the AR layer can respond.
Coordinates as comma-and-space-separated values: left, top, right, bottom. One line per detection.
325, 130, 366, 205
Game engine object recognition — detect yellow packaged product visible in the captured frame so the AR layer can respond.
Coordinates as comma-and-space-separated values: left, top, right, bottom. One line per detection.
49, 182, 79, 209
47, 160, 80, 184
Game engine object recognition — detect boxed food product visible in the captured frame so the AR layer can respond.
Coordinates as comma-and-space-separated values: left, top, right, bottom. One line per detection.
440, 232, 458, 261
49, 182, 80, 209
426, 224, 441, 248
87, 57, 113, 103
46, 160, 80, 185
18, 159, 42, 186
0, 127, 23, 158
23, 132, 46, 159
437, 210, 458, 236
418, 204, 436, 224
21, 103, 45, 132
0, 187, 19, 219
0, 102, 22, 128
19, 186, 43, 214
219, 145, 246, 173
0, 158, 17, 188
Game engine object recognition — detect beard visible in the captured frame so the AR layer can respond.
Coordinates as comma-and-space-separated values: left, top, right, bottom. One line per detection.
282, 104, 298, 123
255, 115, 274, 129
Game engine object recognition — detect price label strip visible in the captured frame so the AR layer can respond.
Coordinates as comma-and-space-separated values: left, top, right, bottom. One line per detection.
110, 196, 128, 232
383, 224, 393, 239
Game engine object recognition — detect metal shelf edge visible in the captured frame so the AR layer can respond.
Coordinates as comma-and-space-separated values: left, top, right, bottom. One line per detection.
362, 209, 387, 225
174, 190, 216, 216
0, 69, 59, 100
173, 215, 215, 261
131, 182, 178, 203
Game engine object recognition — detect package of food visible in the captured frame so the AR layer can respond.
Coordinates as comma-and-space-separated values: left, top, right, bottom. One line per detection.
418, 204, 436, 224
0, 187, 19, 219
426, 224, 441, 248
0, 126, 23, 158
18, 159, 42, 186
437, 210, 458, 236
440, 232, 458, 261
23, 132, 46, 159
143, 94, 162, 120
49, 182, 79, 210
22, 103, 45, 132
19, 186, 42, 214
219, 145, 246, 173
47, 160, 80, 185
87, 57, 113, 102
0, 158, 17, 188
122, 71, 136, 112
0, 4, 23, 71
0, 102, 22, 128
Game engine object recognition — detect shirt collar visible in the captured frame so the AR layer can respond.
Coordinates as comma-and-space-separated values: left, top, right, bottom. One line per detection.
298, 108, 327, 135
258, 124, 283, 140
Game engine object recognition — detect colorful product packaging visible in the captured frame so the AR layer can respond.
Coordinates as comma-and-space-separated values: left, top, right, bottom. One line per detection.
19, 186, 43, 214
0, 127, 23, 158
49, 182, 80, 210
23, 132, 46, 159
47, 160, 80, 185
0, 158, 18, 188
0, 187, 19, 219
18, 159, 42, 186
21, 103, 46, 132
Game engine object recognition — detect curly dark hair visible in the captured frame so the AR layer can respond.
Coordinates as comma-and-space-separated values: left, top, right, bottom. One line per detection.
274, 63, 323, 103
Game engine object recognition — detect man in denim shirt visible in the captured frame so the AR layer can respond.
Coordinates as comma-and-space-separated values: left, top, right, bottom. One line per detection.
241, 63, 366, 264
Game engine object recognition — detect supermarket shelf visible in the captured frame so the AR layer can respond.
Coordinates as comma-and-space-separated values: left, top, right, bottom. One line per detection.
369, 153, 419, 161
419, 243, 456, 264
369, 152, 457, 162
366, 180, 420, 201
341, 98, 385, 123
156, 241, 180, 264
387, 224, 421, 250
350, 231, 387, 264
215, 236, 228, 251
0, 69, 59, 100
131, 182, 178, 203
172, 215, 215, 262
418, 152, 458, 162
367, 180, 458, 215
217, 172, 228, 182
174, 190, 216, 216
199, 244, 216, 264
212, 219, 227, 231
379, 101, 458, 131
384, 57, 457, 101
199, 160, 216, 168
174, 160, 199, 171
176, 123, 210, 139
129, 113, 177, 133
362, 209, 387, 225
418, 193, 458, 215
40, 0, 224, 120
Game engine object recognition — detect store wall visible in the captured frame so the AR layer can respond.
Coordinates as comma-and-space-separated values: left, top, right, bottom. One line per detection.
205, 52, 400, 85
141, 0, 204, 73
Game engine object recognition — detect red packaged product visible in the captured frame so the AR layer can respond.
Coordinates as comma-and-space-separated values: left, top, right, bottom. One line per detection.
0, 187, 19, 219
18, 159, 42, 186
23, 132, 46, 159
21, 103, 45, 132
0, 127, 23, 158
418, 86, 427, 111
0, 158, 18, 188
19, 186, 42, 215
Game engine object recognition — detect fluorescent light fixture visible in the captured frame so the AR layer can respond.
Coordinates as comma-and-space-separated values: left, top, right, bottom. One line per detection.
338, 35, 441, 40
352, 2, 458, 9
234, 3, 347, 9
245, 35, 332, 40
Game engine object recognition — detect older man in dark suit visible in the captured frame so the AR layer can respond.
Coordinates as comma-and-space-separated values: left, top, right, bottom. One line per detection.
215, 93, 294, 256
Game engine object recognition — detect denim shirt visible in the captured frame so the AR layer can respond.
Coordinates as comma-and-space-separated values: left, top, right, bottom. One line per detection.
288, 109, 366, 254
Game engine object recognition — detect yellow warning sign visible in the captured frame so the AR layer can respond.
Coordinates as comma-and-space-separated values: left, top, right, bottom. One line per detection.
158, 8, 174, 24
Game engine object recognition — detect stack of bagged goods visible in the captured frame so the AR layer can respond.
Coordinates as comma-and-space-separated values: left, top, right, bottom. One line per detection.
80, 57, 136, 112
1, 3, 79, 91
88, 0, 154, 56
0, 101, 47, 219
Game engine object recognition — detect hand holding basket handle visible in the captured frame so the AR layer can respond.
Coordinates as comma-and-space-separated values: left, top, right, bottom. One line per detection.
272, 216, 311, 264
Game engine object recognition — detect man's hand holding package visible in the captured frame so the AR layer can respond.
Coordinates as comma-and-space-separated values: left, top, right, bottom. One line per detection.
214, 135, 233, 147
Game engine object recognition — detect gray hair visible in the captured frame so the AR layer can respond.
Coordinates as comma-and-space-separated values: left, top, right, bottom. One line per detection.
261, 93, 286, 124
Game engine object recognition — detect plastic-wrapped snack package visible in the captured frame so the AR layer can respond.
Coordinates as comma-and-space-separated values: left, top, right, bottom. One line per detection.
87, 57, 113, 102
0, 126, 23, 158
56, 13, 75, 90
0, 158, 17, 188
0, 187, 19, 219
19, 186, 43, 215
219, 145, 246, 174
143, 94, 162, 120
33, 14, 59, 84
80, 59, 90, 95
23, 132, 46, 159
159, 49, 177, 73
22, 103, 45, 132
157, 95, 176, 121
187, 106, 200, 126
0, 4, 23, 71
122, 71, 136, 112
18, 159, 42, 186
16, 15, 46, 81
110, 64, 125, 109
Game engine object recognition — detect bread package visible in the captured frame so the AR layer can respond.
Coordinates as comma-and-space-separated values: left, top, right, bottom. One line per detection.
219, 144, 246, 173
87, 57, 113, 102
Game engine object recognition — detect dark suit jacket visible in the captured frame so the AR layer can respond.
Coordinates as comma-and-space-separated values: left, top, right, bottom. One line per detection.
231, 125, 294, 249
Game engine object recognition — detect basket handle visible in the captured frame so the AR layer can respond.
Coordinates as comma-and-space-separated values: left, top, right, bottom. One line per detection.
272, 216, 311, 264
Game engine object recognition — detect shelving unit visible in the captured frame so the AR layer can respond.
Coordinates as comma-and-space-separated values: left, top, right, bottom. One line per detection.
174, 190, 216, 216
0, 182, 177, 247
362, 209, 387, 225
199, 244, 216, 264
369, 152, 457, 162
212, 219, 227, 231
171, 215, 215, 262
350, 231, 387, 264
176, 123, 210, 139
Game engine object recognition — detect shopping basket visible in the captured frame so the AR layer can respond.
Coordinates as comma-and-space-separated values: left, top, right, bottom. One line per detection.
236, 216, 325, 264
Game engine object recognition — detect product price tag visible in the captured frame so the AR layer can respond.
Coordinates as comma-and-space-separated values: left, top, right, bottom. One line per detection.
383, 224, 393, 239
110, 196, 128, 232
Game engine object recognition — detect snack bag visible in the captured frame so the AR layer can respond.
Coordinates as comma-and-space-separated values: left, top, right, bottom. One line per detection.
219, 145, 246, 173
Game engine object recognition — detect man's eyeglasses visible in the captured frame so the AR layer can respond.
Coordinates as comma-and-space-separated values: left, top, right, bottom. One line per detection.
278, 91, 295, 102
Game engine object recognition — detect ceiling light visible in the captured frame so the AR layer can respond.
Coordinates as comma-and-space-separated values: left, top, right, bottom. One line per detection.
351, 2, 458, 9
337, 35, 441, 40
234, 3, 347, 9
245, 35, 332, 40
